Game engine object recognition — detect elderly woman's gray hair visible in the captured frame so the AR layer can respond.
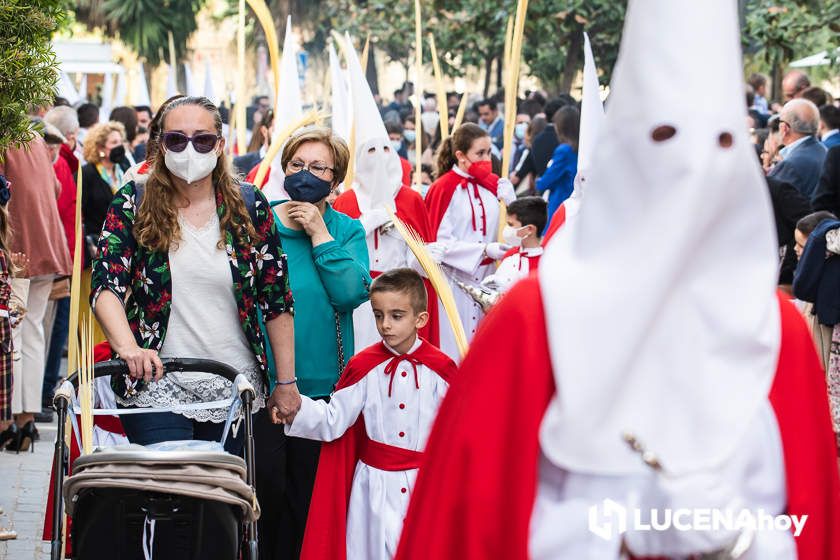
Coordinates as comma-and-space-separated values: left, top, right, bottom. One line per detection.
44, 106, 80, 138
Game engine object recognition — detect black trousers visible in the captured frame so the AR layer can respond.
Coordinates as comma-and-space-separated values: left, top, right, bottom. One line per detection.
254, 407, 322, 560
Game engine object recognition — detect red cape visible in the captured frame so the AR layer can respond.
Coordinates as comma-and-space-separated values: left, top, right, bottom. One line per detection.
500, 247, 542, 272
59, 143, 79, 175
399, 157, 412, 187
54, 156, 77, 257
424, 169, 484, 237
333, 187, 439, 347
541, 202, 567, 246
395, 279, 840, 560
301, 340, 456, 560
246, 163, 270, 189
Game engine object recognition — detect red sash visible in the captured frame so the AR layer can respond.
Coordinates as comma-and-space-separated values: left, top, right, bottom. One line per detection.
360, 437, 424, 472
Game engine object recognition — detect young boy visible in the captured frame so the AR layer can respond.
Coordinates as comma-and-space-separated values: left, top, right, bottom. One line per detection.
284, 268, 456, 560
484, 196, 548, 293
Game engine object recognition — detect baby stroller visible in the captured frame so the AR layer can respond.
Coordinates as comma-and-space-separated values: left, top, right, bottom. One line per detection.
49, 358, 260, 560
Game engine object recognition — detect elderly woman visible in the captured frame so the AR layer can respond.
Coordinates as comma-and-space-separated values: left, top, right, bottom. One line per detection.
260, 127, 370, 559
43, 105, 80, 173
91, 96, 295, 453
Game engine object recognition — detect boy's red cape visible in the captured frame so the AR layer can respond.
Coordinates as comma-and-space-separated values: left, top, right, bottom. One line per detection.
395, 279, 840, 560
300, 340, 457, 560
333, 187, 439, 347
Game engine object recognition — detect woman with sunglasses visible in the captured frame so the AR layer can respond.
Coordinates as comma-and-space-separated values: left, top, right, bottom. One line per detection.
90, 96, 295, 453
258, 126, 370, 559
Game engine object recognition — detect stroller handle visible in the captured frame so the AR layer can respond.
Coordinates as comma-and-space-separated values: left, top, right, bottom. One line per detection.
65, 357, 242, 387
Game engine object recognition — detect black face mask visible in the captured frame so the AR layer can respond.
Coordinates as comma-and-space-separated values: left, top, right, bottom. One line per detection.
108, 144, 126, 164
284, 169, 332, 203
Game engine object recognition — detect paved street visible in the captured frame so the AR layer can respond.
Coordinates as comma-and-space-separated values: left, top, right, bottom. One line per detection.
0, 418, 56, 560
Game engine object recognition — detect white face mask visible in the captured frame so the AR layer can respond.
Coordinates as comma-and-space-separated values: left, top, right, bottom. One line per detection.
502, 225, 528, 247
164, 142, 218, 184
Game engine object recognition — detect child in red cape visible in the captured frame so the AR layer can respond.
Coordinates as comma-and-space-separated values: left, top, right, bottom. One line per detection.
284, 269, 456, 560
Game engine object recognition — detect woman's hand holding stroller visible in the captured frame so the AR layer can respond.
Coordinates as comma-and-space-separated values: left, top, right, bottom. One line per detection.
119, 344, 164, 383
268, 382, 301, 425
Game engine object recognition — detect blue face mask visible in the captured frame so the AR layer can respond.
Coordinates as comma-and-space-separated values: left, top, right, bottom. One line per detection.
404, 130, 417, 144
284, 169, 333, 203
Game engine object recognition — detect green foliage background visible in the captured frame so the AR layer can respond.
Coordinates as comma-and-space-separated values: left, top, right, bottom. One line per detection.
0, 0, 68, 157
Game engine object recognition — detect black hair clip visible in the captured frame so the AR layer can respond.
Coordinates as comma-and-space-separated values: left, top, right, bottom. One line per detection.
0, 175, 10, 206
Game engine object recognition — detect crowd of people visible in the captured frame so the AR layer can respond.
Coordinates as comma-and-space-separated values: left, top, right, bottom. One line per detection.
1, 1, 840, 556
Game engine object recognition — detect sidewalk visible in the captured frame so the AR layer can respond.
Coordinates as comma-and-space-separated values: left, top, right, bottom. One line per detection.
0, 417, 56, 560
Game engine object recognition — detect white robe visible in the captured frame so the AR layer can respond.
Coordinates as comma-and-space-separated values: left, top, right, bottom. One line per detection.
528, 401, 796, 559
434, 168, 501, 360
286, 339, 449, 560
352, 213, 418, 351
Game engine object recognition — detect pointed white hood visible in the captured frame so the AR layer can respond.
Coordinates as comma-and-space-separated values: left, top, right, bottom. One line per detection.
135, 63, 151, 107
99, 71, 114, 122
203, 59, 217, 104
344, 33, 402, 212
562, 32, 605, 223
59, 72, 81, 106
184, 63, 202, 97
538, 0, 780, 476
264, 15, 304, 202
330, 42, 351, 142
166, 64, 178, 98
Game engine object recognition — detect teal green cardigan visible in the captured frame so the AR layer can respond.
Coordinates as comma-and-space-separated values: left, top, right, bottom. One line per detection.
269, 202, 371, 398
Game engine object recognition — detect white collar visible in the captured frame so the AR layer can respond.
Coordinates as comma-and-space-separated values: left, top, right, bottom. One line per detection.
779, 135, 810, 158
520, 246, 543, 257
452, 164, 470, 179
823, 129, 839, 141
383, 336, 422, 357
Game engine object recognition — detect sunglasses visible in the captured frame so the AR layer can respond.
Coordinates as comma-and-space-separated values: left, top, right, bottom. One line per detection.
160, 131, 220, 154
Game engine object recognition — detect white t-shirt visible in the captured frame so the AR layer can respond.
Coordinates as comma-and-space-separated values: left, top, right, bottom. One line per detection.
123, 212, 263, 422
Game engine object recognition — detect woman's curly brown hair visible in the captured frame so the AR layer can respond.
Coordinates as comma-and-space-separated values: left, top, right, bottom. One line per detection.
82, 121, 126, 164
134, 96, 257, 252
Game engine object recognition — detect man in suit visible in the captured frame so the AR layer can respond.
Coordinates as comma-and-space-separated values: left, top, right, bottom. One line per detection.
812, 146, 840, 217
769, 98, 827, 200
820, 105, 840, 150
477, 99, 505, 156
767, 176, 812, 287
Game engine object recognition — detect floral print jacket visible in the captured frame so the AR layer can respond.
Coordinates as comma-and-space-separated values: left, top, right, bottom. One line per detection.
91, 181, 294, 397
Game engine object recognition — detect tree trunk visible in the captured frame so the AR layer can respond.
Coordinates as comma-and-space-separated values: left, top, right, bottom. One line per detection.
483, 55, 493, 99
496, 54, 503, 91
771, 53, 782, 104
366, 43, 379, 96
560, 27, 583, 94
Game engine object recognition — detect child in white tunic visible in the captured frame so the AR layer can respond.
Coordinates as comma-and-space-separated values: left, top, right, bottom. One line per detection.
284, 269, 456, 560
